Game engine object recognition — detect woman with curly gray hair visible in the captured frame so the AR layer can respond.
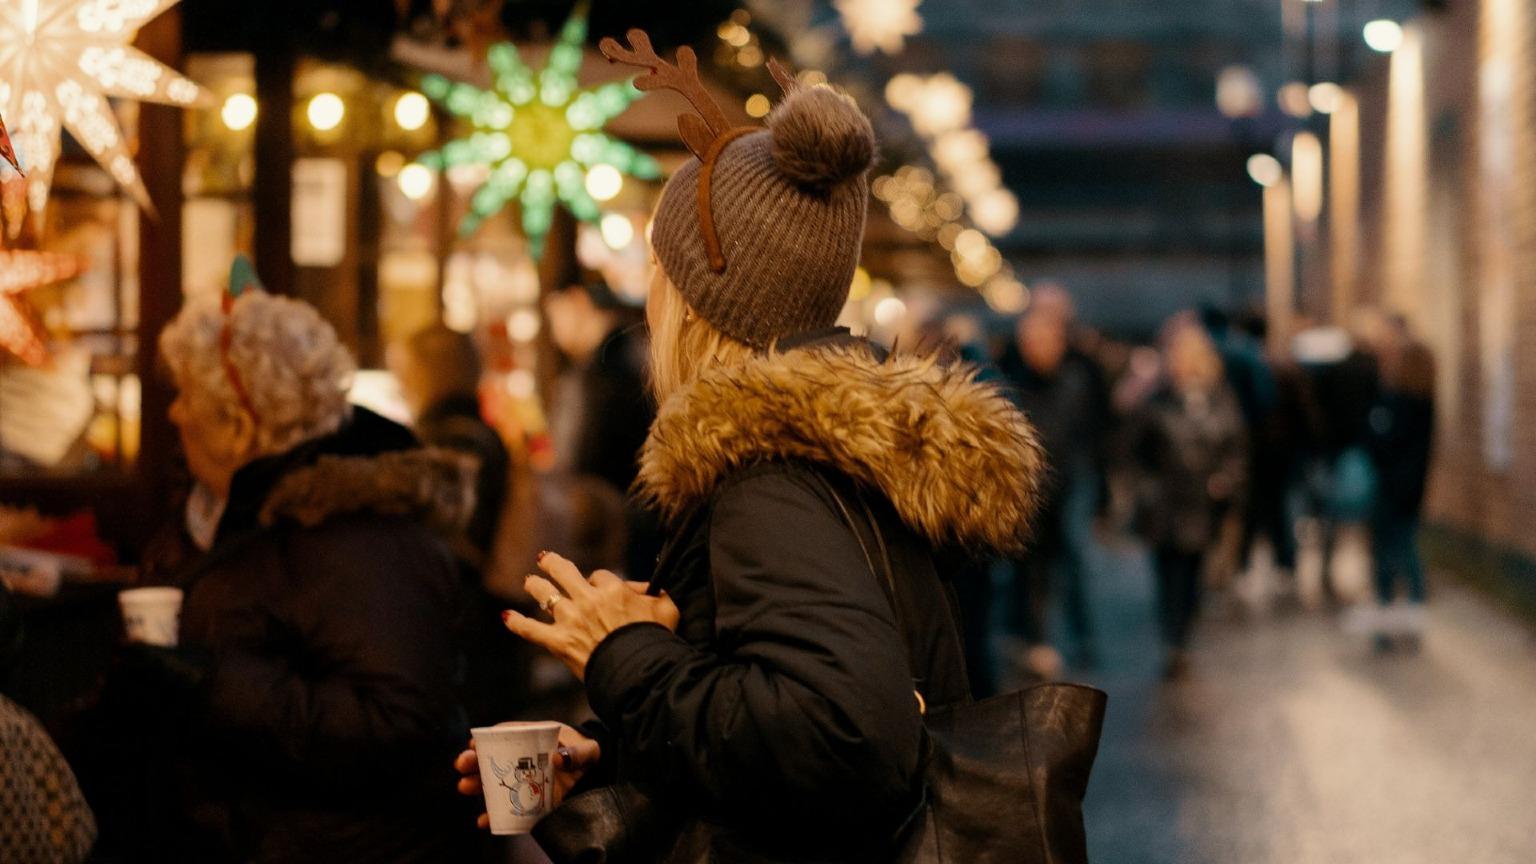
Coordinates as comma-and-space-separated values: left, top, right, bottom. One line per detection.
99, 259, 478, 863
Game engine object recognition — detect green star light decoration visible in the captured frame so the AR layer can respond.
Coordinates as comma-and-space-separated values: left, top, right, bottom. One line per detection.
419, 11, 661, 257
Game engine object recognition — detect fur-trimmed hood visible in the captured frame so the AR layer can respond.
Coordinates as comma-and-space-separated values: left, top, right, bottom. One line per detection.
259, 448, 477, 535
636, 343, 1047, 554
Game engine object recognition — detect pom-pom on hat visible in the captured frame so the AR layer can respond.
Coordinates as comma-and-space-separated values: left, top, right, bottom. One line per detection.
600, 31, 876, 348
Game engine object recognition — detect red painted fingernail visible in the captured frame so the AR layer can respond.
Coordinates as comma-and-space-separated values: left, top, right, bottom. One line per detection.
537, 550, 549, 562
501, 610, 514, 623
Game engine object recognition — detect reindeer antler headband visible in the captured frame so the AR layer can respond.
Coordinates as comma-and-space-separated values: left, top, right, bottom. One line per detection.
599, 29, 799, 274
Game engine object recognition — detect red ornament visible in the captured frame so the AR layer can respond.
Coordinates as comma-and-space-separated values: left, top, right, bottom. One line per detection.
0, 113, 19, 176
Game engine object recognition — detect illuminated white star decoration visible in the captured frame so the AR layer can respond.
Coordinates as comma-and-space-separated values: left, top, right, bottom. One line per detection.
0, 248, 86, 365
0, 0, 213, 229
835, 0, 923, 56
418, 10, 660, 257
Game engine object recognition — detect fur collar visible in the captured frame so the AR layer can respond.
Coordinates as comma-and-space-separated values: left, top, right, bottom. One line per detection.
636, 345, 1046, 554
259, 448, 477, 535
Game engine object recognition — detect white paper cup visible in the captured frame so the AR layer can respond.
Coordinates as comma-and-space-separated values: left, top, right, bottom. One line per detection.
472, 722, 562, 835
119, 587, 184, 647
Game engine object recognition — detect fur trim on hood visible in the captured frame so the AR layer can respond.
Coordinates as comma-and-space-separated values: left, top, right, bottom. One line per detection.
636, 345, 1047, 554
259, 448, 477, 535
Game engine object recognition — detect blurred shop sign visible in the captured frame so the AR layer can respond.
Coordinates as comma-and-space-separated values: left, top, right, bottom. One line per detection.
291, 158, 348, 268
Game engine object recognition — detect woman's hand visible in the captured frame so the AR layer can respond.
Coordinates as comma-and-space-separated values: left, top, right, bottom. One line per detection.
503, 551, 680, 680
454, 723, 601, 830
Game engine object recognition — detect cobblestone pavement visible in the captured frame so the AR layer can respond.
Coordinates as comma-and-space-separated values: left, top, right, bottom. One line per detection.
1031, 538, 1536, 864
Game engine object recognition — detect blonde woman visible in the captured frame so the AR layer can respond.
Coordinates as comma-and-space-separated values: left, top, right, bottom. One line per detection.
107, 261, 477, 862
458, 44, 1046, 863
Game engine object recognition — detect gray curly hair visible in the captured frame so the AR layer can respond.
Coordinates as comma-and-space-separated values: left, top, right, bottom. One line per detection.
159, 291, 355, 456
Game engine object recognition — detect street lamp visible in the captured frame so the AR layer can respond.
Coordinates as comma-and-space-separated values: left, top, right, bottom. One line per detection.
1247, 154, 1283, 187
1364, 19, 1404, 53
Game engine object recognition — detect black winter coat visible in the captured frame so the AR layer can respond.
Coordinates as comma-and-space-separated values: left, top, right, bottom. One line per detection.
119, 410, 479, 863
574, 332, 1047, 862
1131, 385, 1249, 553
416, 393, 509, 559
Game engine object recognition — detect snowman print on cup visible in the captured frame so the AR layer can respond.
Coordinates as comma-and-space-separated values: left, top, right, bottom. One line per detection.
490, 753, 548, 817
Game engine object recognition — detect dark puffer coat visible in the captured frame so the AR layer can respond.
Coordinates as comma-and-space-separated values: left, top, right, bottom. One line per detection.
1131, 386, 1249, 553
145, 410, 477, 863
575, 332, 1046, 862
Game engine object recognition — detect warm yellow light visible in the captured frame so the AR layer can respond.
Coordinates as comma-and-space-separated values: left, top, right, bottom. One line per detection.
1364, 19, 1404, 53
722, 23, 751, 47
507, 309, 542, 343
584, 164, 623, 202
394, 91, 430, 131
307, 92, 345, 132
737, 45, 764, 67
398, 163, 435, 201
221, 93, 257, 131
884, 73, 923, 111
1308, 82, 1344, 114
601, 213, 635, 249
984, 277, 1029, 314
909, 74, 972, 137
931, 129, 989, 170
1247, 153, 1283, 187
375, 151, 406, 178
1291, 131, 1323, 223
1277, 82, 1312, 118
506, 369, 536, 399
954, 228, 989, 259
971, 189, 1019, 236
873, 297, 907, 328
849, 266, 873, 301
745, 94, 772, 118
1216, 65, 1263, 118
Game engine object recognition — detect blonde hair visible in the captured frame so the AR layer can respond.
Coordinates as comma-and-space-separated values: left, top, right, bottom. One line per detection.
159, 291, 355, 456
647, 268, 755, 405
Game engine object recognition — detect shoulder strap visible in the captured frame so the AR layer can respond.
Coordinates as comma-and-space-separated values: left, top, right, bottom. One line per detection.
810, 470, 927, 714
820, 476, 898, 612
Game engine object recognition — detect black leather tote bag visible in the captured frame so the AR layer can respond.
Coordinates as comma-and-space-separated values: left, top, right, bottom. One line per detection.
822, 479, 1107, 864
893, 683, 1106, 863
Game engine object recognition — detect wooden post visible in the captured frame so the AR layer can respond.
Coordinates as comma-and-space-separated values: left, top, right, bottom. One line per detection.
135, 6, 186, 518
1263, 179, 1295, 354
253, 47, 295, 296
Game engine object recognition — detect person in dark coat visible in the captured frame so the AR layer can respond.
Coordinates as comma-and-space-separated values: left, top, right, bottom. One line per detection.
392, 322, 525, 729
394, 322, 509, 562
459, 68, 1046, 862
1, 584, 97, 864
93, 270, 477, 863
545, 281, 659, 582
1132, 323, 1248, 679
1365, 318, 1436, 647
998, 304, 1106, 675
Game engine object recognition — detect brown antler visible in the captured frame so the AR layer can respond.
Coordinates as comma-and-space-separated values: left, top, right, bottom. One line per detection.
768, 58, 801, 97
599, 28, 730, 159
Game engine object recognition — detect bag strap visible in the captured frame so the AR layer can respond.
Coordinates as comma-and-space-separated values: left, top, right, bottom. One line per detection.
812, 471, 927, 715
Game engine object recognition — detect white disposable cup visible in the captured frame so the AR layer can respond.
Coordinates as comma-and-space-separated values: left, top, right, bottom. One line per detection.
472, 722, 563, 835
118, 587, 184, 647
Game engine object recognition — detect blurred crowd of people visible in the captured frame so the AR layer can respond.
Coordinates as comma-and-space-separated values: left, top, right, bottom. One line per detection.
938, 288, 1438, 690
0, 266, 1438, 861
